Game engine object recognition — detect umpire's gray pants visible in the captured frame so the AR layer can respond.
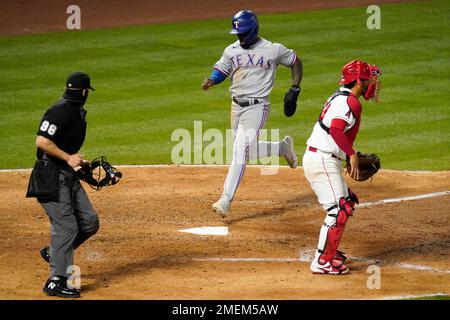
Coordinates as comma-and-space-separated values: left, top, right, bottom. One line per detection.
40, 169, 99, 278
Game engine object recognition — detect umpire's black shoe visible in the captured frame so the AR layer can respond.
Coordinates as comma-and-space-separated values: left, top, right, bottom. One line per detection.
43, 276, 80, 298
39, 247, 50, 263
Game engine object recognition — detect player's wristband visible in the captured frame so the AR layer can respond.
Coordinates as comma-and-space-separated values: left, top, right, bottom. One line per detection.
209, 69, 227, 85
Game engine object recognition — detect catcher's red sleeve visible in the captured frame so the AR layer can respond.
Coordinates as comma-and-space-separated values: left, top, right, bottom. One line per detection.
347, 96, 362, 118
345, 95, 362, 145
330, 119, 355, 157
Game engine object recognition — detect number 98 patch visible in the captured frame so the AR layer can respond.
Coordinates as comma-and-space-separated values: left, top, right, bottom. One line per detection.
40, 120, 57, 136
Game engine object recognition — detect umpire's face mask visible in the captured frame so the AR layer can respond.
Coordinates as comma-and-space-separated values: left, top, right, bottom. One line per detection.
63, 88, 88, 103
82, 89, 89, 99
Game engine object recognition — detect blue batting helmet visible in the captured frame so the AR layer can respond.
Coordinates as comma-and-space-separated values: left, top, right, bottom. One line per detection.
230, 10, 259, 47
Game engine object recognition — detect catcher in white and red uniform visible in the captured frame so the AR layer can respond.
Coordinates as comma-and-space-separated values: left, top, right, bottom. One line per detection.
302, 60, 382, 275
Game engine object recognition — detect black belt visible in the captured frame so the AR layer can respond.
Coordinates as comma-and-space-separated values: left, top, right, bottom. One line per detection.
232, 97, 260, 107
308, 146, 343, 161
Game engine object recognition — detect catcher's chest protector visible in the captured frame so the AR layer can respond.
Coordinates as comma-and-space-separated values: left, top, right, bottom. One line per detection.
318, 90, 355, 134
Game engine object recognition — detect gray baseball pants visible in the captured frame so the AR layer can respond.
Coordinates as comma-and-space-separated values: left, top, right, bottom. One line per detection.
39, 168, 99, 278
222, 101, 283, 200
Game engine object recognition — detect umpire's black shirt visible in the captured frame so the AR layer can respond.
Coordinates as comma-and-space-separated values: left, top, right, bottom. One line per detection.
36, 90, 87, 165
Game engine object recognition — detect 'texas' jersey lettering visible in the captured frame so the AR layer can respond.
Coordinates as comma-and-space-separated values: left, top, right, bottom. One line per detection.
230, 54, 272, 70
214, 38, 297, 99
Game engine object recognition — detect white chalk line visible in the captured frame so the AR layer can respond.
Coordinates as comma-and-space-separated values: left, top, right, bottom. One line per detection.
379, 292, 448, 300
1, 164, 448, 173
193, 253, 450, 274
0, 165, 233, 172
394, 263, 450, 274
0, 164, 284, 172
357, 191, 450, 208
193, 257, 300, 262
0, 168, 32, 173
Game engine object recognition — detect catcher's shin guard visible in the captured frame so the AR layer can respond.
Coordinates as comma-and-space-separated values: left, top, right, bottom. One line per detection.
317, 197, 355, 262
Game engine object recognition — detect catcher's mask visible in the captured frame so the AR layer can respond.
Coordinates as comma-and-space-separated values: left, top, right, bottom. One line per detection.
363, 64, 382, 102
76, 156, 122, 191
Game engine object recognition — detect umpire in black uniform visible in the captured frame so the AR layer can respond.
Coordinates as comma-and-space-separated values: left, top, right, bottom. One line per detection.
28, 72, 99, 298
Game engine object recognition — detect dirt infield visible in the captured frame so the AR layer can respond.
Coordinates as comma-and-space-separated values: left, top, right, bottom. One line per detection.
1, 0, 416, 36
0, 167, 449, 299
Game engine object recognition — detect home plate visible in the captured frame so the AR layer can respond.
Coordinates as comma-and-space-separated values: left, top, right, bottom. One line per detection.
178, 226, 228, 236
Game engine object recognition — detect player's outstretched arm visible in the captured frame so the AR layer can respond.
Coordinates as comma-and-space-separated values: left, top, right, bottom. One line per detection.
202, 68, 227, 91
283, 58, 303, 117
290, 58, 303, 87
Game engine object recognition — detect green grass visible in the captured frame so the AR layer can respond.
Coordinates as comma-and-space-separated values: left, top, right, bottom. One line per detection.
1, 0, 449, 169
405, 294, 450, 300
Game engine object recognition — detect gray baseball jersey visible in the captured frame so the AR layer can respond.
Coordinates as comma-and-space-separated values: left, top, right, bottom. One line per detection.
214, 38, 297, 99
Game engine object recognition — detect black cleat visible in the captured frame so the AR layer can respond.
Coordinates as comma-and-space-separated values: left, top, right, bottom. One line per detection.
40, 247, 50, 263
43, 276, 80, 298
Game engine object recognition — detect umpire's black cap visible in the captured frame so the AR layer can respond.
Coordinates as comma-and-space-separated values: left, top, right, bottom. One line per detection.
66, 71, 95, 91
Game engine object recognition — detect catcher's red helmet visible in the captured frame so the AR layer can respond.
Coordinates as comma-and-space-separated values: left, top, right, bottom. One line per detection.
338, 60, 371, 85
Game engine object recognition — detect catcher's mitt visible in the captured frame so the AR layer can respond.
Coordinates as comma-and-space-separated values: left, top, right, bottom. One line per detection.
284, 86, 301, 117
346, 152, 381, 181
76, 156, 122, 190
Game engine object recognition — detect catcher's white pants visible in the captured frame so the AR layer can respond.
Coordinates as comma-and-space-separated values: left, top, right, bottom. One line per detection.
302, 148, 349, 209
302, 148, 350, 260
222, 101, 280, 200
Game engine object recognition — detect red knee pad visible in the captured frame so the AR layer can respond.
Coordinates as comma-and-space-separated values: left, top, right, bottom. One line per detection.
339, 197, 354, 217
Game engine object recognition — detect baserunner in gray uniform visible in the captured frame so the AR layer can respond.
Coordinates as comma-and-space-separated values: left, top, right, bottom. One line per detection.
202, 10, 303, 217
27, 72, 98, 298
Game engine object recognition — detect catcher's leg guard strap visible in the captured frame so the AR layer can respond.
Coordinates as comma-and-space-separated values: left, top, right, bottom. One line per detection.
317, 197, 354, 262
346, 187, 359, 207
